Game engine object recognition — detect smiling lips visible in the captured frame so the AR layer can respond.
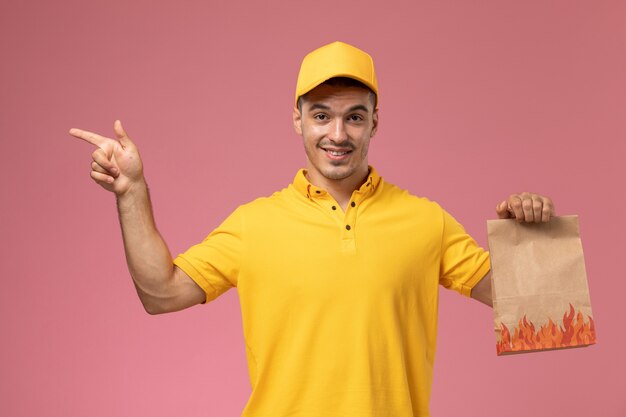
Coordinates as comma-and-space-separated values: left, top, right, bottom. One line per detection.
320, 145, 353, 161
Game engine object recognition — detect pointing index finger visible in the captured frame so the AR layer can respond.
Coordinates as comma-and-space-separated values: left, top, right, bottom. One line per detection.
69, 128, 111, 147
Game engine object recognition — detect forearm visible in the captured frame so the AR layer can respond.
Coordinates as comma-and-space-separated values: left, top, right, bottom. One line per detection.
116, 179, 176, 308
471, 270, 493, 307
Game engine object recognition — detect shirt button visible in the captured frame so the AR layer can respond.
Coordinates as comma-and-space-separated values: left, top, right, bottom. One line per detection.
345, 225, 351, 230
350, 201, 356, 207
331, 206, 337, 210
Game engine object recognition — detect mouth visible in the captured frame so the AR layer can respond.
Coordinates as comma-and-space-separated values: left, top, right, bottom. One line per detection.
320, 146, 353, 160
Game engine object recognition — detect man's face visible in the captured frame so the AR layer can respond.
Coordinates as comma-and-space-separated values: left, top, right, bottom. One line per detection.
293, 84, 378, 185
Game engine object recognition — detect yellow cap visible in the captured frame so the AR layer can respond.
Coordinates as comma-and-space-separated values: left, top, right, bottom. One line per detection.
295, 41, 378, 106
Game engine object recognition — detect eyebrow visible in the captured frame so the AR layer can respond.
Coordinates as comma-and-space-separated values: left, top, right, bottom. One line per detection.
308, 103, 331, 111
307, 103, 370, 113
347, 104, 369, 113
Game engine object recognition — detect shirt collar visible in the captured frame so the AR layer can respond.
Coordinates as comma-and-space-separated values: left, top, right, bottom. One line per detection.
292, 166, 381, 200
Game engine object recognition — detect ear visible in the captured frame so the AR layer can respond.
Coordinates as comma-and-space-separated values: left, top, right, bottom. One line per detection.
292, 106, 303, 136
370, 108, 379, 137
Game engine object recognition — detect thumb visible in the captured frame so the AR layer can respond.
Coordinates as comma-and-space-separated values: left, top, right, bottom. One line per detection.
113, 119, 134, 148
495, 200, 511, 219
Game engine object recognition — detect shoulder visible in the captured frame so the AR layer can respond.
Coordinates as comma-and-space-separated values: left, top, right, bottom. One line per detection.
363, 178, 447, 234
376, 178, 444, 215
231, 185, 298, 219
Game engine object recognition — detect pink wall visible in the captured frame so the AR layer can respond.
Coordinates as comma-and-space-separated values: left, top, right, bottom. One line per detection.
1, 0, 624, 416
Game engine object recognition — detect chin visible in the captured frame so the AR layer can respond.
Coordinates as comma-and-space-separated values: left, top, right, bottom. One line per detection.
321, 166, 354, 181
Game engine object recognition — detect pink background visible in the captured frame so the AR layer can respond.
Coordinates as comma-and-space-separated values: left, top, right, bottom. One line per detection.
1, 0, 624, 416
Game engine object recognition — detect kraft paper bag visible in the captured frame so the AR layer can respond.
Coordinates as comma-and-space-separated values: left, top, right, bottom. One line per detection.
487, 215, 596, 355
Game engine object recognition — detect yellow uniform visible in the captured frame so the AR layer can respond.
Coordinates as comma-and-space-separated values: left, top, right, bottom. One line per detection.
174, 167, 490, 417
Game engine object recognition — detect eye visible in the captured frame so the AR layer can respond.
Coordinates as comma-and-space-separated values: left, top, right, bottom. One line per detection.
348, 114, 364, 122
313, 113, 329, 121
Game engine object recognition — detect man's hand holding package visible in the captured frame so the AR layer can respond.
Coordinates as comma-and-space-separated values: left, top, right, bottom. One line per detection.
495, 192, 555, 223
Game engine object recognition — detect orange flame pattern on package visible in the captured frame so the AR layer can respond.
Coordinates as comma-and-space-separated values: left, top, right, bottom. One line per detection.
496, 304, 596, 355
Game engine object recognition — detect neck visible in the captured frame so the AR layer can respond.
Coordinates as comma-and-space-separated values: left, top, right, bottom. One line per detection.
305, 166, 369, 211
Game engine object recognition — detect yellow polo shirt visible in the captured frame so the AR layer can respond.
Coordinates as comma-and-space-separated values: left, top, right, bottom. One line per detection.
174, 167, 490, 417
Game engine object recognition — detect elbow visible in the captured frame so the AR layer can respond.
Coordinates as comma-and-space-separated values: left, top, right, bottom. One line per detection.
137, 291, 171, 315
135, 281, 174, 315
141, 298, 172, 315
143, 304, 162, 315
142, 300, 163, 315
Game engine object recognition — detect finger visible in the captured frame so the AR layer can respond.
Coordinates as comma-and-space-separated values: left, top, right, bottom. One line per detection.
91, 148, 118, 176
114, 120, 134, 148
495, 200, 511, 219
69, 128, 111, 148
508, 195, 524, 222
91, 161, 110, 175
91, 161, 118, 177
542, 198, 555, 222
532, 195, 543, 223
521, 197, 534, 222
90, 170, 114, 185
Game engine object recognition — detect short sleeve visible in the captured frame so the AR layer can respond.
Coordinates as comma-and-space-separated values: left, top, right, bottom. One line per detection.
439, 209, 490, 297
173, 207, 243, 304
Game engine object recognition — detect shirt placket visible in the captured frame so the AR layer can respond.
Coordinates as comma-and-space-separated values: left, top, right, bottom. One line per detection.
306, 177, 374, 254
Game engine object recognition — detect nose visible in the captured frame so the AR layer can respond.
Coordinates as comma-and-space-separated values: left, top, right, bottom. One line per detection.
328, 118, 348, 143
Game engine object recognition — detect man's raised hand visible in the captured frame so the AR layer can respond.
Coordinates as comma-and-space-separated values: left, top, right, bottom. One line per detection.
70, 120, 144, 196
